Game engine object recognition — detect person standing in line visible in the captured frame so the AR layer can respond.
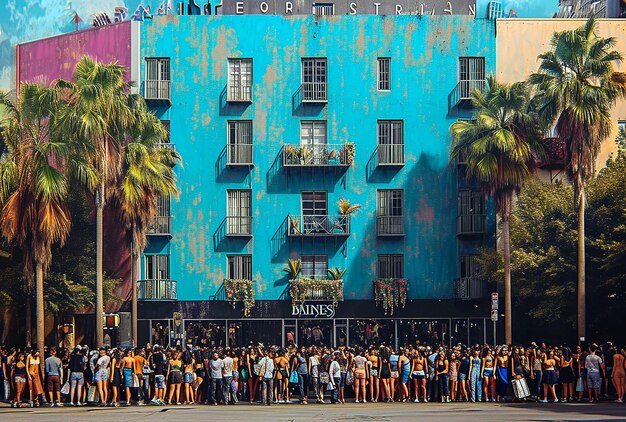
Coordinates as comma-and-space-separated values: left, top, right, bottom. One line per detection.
612, 347, 625, 403
294, 347, 309, 404
44, 347, 63, 407
468, 349, 482, 402
68, 347, 86, 406
435, 351, 450, 403
133, 348, 147, 404
274, 348, 289, 404
109, 349, 122, 407
559, 347, 574, 402
166, 350, 183, 405
308, 347, 324, 404
11, 352, 27, 407
328, 352, 341, 404
259, 349, 275, 406
26, 350, 45, 407
495, 348, 510, 402
398, 348, 411, 402
222, 348, 235, 404
481, 348, 496, 402
150, 345, 167, 405
585, 345, 605, 403
121, 349, 136, 405
209, 351, 224, 405
457, 350, 470, 402
427, 347, 439, 402
181, 348, 195, 404
352, 347, 369, 403
540, 349, 560, 403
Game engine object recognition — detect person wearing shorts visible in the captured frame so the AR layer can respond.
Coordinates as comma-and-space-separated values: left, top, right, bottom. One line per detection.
44, 347, 63, 407
586, 346, 604, 403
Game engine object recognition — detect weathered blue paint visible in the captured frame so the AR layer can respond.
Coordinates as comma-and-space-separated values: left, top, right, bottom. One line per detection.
140, 15, 496, 302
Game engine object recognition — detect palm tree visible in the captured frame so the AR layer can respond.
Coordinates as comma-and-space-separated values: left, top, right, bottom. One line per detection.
0, 84, 95, 363
529, 19, 626, 339
450, 76, 543, 344
55, 57, 136, 346
111, 95, 180, 344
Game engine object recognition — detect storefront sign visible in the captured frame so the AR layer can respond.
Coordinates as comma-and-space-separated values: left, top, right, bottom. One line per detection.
291, 304, 336, 318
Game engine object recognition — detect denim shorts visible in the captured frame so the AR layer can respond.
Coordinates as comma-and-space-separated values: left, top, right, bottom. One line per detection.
587, 372, 601, 390
154, 375, 166, 389
184, 372, 194, 383
71, 372, 85, 386
459, 373, 467, 381
95, 369, 109, 382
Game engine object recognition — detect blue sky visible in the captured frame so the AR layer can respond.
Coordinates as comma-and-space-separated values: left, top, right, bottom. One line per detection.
503, 0, 560, 17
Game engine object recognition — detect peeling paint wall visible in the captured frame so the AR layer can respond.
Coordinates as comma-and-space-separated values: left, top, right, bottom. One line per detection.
17, 21, 133, 86
138, 15, 497, 302
496, 18, 626, 166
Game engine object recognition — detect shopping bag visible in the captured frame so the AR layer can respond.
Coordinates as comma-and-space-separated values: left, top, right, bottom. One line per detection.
87, 385, 99, 404
326, 381, 335, 391
575, 377, 584, 392
289, 371, 299, 385
61, 381, 70, 395
345, 370, 354, 386
512, 378, 530, 399
3, 379, 10, 401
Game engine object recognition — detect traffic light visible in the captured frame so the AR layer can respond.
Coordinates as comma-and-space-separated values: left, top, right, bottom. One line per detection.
62, 324, 73, 334
104, 313, 120, 330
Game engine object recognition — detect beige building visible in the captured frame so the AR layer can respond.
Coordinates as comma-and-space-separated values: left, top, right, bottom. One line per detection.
496, 19, 626, 181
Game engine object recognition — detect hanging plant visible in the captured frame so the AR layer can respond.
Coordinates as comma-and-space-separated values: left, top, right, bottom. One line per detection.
374, 278, 408, 315
289, 278, 344, 307
224, 279, 255, 317
341, 142, 355, 166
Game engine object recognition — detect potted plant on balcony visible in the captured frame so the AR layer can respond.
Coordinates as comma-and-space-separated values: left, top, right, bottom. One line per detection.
284, 145, 298, 165
340, 142, 355, 166
289, 277, 344, 307
224, 279, 256, 317
335, 198, 360, 233
374, 278, 408, 315
283, 258, 302, 279
299, 145, 312, 165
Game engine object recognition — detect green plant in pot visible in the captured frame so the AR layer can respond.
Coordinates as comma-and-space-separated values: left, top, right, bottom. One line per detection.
283, 258, 302, 279
328, 267, 346, 280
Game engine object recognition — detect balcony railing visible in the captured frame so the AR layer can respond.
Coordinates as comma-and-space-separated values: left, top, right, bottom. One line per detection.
227, 144, 253, 166
227, 85, 253, 103
147, 216, 171, 236
448, 79, 485, 111
377, 216, 405, 236
138, 279, 177, 300
457, 214, 486, 235
145, 79, 171, 102
289, 279, 344, 304
288, 214, 350, 236
454, 277, 485, 300
377, 144, 405, 166
226, 216, 253, 237
539, 137, 565, 167
283, 144, 352, 167
302, 82, 327, 102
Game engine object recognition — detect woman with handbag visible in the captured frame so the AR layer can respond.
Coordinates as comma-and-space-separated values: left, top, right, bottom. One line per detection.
328, 352, 341, 404
294, 347, 309, 404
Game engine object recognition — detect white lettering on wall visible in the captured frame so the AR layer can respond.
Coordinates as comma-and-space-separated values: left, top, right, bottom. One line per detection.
236, 1, 244, 14
374, 2, 381, 15
260, 1, 269, 13
418, 4, 424, 15
285, 1, 293, 14
395, 4, 402, 14
469, 4, 475, 15
291, 304, 336, 318
444, 1, 452, 14
349, 2, 357, 14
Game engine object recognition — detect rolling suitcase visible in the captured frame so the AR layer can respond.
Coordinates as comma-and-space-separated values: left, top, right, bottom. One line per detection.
512, 377, 531, 399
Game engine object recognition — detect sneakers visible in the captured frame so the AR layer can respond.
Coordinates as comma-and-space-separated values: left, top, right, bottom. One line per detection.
553, 399, 559, 403
414, 398, 420, 403
539, 399, 548, 403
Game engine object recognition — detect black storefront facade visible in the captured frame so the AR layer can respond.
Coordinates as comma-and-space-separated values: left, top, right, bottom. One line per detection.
138, 298, 494, 350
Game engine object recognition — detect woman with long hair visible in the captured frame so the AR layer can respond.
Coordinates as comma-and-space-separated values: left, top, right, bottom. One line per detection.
398, 348, 411, 402
495, 348, 510, 402
247, 347, 259, 403
109, 349, 122, 407
352, 347, 368, 403
458, 350, 470, 402
612, 347, 625, 403
367, 347, 380, 402
11, 353, 27, 408
182, 349, 195, 404
274, 348, 289, 403
435, 351, 450, 403
378, 347, 392, 403
559, 347, 574, 402
540, 349, 559, 403
26, 350, 45, 407
410, 348, 428, 402
449, 352, 460, 402
294, 346, 309, 404
166, 350, 183, 405
481, 348, 495, 402
95, 348, 111, 406
389, 348, 399, 401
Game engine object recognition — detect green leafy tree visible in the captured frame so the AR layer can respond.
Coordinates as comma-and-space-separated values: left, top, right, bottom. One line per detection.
529, 18, 626, 339
450, 76, 543, 344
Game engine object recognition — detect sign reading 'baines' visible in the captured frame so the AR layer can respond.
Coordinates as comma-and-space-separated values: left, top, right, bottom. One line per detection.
220, 0, 476, 16
292, 304, 336, 318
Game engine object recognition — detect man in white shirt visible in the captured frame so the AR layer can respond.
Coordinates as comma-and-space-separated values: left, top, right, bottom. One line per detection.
222, 349, 235, 404
259, 349, 275, 405
585, 345, 604, 403
209, 352, 224, 405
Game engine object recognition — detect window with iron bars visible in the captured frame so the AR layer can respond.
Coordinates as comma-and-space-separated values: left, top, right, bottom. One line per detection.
302, 58, 327, 101
227, 255, 252, 280
312, 3, 335, 15
377, 190, 404, 235
228, 58, 253, 102
145, 58, 170, 100
227, 121, 253, 165
377, 58, 390, 91
227, 189, 252, 235
378, 254, 404, 279
377, 120, 404, 165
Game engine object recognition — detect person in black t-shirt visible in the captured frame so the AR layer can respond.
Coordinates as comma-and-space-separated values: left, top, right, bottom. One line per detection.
68, 347, 86, 405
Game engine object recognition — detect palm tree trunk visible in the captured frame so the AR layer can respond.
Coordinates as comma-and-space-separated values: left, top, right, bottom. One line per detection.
25, 282, 32, 348
95, 188, 104, 346
577, 196, 586, 341
131, 241, 138, 347
501, 194, 513, 345
35, 260, 45, 374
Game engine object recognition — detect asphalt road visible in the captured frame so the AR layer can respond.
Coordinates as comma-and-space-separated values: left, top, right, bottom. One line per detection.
1, 402, 625, 421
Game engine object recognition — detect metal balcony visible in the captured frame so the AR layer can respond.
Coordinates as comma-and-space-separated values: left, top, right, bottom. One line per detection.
283, 144, 351, 167
288, 214, 350, 237
377, 144, 405, 166
226, 216, 253, 237
147, 216, 171, 236
301, 82, 327, 103
457, 214, 486, 236
227, 84, 253, 103
145, 79, 171, 104
448, 79, 485, 112
227, 144, 253, 166
454, 277, 485, 300
377, 216, 405, 236
137, 279, 177, 300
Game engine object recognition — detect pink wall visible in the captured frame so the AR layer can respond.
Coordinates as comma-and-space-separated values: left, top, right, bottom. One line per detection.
16, 21, 133, 312
17, 20, 132, 86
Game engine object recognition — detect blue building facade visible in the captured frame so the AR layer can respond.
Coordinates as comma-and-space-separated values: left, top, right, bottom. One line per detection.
137, 14, 497, 348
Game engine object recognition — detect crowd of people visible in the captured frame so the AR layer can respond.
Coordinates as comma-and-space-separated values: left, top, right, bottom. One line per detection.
0, 341, 624, 408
